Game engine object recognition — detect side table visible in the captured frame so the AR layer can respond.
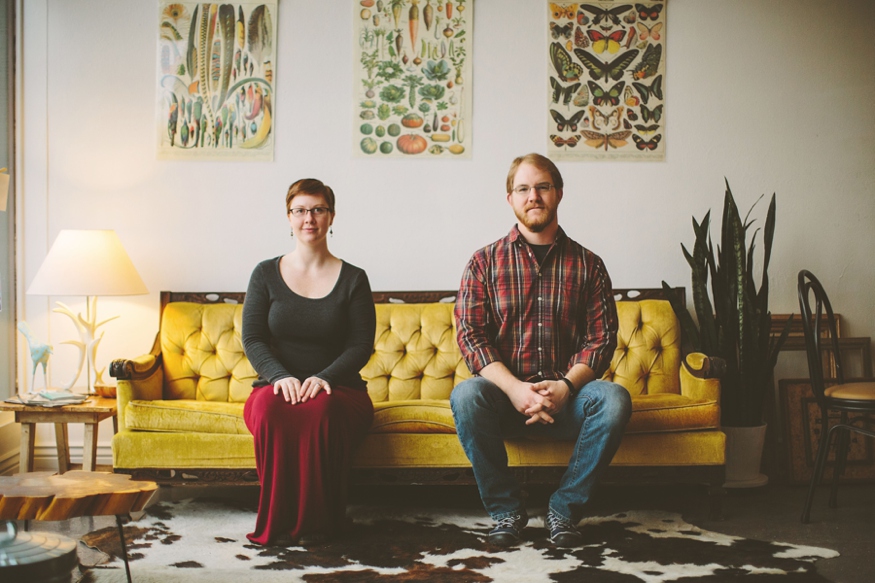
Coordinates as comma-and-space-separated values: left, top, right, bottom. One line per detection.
0, 396, 118, 475
0, 471, 157, 583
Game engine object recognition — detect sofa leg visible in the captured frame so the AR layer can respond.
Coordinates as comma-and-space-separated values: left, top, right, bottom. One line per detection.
708, 486, 726, 520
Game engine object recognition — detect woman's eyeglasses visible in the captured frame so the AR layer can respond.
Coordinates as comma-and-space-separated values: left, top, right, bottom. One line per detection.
289, 207, 330, 217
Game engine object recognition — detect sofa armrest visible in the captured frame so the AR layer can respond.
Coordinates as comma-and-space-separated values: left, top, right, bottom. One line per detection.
110, 335, 164, 431
110, 331, 162, 381
683, 353, 726, 379
114, 357, 164, 432
110, 354, 161, 381
679, 352, 722, 403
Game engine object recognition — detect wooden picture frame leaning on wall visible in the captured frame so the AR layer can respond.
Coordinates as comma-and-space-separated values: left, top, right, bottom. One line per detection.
780, 378, 875, 484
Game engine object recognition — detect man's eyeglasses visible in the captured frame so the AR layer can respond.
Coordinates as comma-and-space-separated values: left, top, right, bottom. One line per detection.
513, 183, 554, 195
289, 207, 330, 217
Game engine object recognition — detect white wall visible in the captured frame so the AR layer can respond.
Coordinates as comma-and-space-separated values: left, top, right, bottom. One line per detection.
7, 0, 875, 462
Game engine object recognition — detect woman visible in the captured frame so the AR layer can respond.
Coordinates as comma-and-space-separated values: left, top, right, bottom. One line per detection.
242, 178, 376, 546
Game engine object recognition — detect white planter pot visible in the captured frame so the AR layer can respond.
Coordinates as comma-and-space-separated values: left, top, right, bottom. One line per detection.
723, 424, 769, 488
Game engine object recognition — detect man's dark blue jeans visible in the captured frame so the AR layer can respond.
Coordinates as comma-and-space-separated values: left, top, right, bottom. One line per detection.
450, 376, 632, 524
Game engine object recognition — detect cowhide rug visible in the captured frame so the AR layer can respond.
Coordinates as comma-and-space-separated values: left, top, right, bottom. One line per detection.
78, 499, 838, 583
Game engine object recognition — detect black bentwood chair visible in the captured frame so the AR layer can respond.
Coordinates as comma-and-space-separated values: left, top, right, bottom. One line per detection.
797, 270, 875, 523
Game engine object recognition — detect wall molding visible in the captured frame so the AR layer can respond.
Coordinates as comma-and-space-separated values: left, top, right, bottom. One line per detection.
0, 443, 113, 475
0, 417, 20, 475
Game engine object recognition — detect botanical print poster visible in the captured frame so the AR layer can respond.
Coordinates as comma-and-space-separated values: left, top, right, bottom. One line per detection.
353, 0, 473, 158
156, 2, 277, 161
546, 1, 666, 161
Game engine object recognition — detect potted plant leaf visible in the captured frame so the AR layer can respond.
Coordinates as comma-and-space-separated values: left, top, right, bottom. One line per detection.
662, 180, 792, 487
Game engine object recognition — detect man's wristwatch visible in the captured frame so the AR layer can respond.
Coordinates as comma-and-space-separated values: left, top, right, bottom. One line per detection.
560, 377, 578, 395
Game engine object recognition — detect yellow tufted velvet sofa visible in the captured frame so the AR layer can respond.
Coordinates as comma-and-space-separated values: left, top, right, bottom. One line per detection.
110, 289, 725, 513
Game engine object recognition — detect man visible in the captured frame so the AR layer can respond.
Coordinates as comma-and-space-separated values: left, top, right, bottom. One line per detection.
451, 153, 632, 548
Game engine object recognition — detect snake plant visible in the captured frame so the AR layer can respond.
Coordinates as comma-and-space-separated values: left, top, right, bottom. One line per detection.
663, 180, 792, 427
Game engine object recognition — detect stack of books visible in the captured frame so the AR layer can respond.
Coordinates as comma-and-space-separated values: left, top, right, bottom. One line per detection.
4, 391, 89, 407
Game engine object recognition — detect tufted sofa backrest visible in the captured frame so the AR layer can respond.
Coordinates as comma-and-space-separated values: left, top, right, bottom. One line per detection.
161, 302, 256, 403
606, 300, 681, 396
158, 294, 682, 403
361, 303, 472, 402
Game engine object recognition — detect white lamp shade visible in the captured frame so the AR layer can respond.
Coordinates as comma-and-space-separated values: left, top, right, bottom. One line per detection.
27, 229, 148, 297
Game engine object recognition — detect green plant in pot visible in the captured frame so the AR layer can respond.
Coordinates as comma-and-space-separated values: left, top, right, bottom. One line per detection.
662, 180, 792, 486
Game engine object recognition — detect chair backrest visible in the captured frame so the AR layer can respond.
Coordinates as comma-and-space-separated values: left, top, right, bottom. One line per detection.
798, 270, 844, 405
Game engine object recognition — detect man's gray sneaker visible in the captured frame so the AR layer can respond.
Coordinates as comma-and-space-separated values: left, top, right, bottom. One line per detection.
547, 509, 582, 547
488, 511, 528, 547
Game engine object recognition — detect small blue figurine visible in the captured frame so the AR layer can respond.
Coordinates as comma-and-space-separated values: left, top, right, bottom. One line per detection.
18, 321, 53, 392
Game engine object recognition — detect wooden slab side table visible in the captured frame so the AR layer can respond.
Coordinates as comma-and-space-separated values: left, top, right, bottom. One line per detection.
0, 396, 118, 475
0, 471, 157, 583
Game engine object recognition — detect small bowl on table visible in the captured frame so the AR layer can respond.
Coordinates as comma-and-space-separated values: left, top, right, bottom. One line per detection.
93, 385, 117, 398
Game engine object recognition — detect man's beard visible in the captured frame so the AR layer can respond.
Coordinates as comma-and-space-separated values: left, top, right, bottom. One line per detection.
515, 204, 556, 232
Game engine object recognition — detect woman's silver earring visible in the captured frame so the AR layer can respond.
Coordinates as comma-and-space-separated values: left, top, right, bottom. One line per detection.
290, 229, 294, 238
330, 227, 334, 237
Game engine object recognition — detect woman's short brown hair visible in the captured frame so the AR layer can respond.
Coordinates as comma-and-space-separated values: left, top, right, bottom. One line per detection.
505, 153, 564, 193
285, 178, 336, 213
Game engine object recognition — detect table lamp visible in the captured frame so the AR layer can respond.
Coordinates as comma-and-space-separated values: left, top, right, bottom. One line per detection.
26, 229, 148, 394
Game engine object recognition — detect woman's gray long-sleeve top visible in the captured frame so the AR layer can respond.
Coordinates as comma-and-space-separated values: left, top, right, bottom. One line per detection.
242, 257, 376, 391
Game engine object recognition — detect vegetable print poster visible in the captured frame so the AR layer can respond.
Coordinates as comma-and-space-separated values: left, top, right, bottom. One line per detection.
353, 0, 473, 158
546, 1, 666, 161
156, 2, 277, 161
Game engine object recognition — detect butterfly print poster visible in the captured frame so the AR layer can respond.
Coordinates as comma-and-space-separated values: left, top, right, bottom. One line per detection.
353, 0, 473, 158
156, 2, 277, 160
546, 1, 666, 161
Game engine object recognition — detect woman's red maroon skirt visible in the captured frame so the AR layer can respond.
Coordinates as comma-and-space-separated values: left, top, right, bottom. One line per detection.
243, 384, 374, 545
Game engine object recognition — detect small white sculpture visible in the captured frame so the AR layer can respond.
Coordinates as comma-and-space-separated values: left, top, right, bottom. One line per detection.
17, 321, 53, 392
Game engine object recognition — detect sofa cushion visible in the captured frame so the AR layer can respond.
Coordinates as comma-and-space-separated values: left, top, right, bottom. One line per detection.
125, 391, 716, 437
371, 400, 456, 434
369, 393, 717, 436
625, 394, 719, 434
126, 399, 248, 434
353, 431, 727, 469
113, 430, 255, 469
509, 431, 726, 467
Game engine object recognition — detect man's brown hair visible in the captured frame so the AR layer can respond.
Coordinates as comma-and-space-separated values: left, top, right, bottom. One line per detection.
505, 153, 564, 193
